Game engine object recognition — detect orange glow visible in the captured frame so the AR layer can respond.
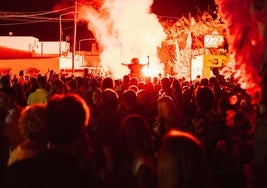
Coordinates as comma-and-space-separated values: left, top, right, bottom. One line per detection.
79, 0, 166, 79
142, 63, 163, 78
167, 129, 201, 146
0, 46, 32, 58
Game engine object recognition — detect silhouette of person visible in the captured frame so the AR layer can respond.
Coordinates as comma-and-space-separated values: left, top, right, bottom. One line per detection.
122, 58, 148, 80
3, 93, 104, 188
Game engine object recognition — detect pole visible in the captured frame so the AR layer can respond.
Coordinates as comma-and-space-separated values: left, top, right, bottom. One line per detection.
78, 38, 95, 56
147, 55, 150, 68
78, 38, 95, 65
72, 0, 78, 74
59, 16, 62, 56
59, 11, 74, 56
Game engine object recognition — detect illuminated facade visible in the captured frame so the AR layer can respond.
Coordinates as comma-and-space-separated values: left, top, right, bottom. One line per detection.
0, 36, 69, 58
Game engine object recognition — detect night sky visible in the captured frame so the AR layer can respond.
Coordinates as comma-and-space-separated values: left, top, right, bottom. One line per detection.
0, 0, 216, 41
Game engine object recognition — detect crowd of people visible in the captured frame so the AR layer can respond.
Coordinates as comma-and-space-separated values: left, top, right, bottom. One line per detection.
0, 66, 265, 188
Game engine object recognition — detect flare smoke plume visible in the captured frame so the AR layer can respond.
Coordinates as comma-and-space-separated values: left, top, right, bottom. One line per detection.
79, 0, 166, 79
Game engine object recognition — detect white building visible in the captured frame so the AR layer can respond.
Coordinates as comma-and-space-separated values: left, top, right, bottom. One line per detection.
0, 36, 101, 76
0, 36, 69, 58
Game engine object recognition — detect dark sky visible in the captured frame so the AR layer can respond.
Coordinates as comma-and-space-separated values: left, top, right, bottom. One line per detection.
0, 0, 216, 41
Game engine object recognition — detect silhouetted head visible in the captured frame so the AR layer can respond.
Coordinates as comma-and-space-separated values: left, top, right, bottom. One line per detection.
0, 86, 16, 109
101, 77, 114, 90
120, 114, 153, 155
98, 88, 118, 112
37, 76, 47, 89
157, 129, 212, 188
19, 104, 46, 140
195, 86, 214, 110
45, 93, 90, 145
131, 57, 139, 64
160, 77, 171, 92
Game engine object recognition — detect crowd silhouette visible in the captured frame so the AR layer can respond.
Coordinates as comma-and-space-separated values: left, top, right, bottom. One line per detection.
0, 67, 265, 188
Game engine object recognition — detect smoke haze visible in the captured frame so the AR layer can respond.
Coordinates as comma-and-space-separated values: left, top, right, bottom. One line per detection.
79, 0, 166, 79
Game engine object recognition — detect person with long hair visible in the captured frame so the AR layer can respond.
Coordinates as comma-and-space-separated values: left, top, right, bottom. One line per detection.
117, 114, 156, 188
152, 95, 184, 152
157, 129, 214, 188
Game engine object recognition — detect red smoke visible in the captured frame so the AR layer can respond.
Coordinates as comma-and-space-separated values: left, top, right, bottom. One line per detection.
215, 0, 265, 103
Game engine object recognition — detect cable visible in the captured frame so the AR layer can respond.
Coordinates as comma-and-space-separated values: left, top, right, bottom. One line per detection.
0, 16, 72, 22
0, 6, 74, 17
62, 22, 87, 30
0, 6, 76, 26
0, 20, 57, 26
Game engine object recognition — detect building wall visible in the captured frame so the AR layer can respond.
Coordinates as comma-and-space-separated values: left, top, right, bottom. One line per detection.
34, 41, 70, 56
0, 36, 39, 58
0, 36, 70, 58
0, 54, 102, 77
0, 57, 59, 76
